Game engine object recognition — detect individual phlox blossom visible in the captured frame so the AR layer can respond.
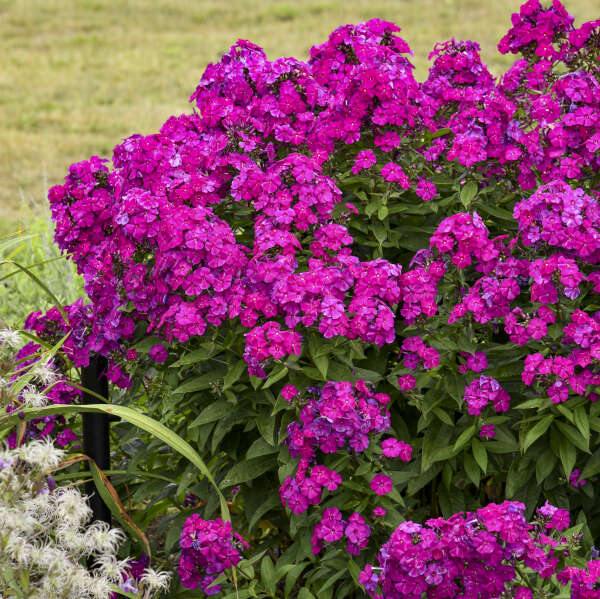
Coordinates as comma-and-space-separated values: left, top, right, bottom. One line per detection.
459, 351, 488, 373
397, 374, 416, 391
400, 336, 440, 370
370, 473, 392, 496
415, 178, 437, 201
480, 424, 496, 439
178, 516, 248, 593
243, 322, 302, 378
280, 384, 299, 402
352, 150, 377, 174
149, 344, 168, 363
463, 376, 510, 415
381, 438, 413, 461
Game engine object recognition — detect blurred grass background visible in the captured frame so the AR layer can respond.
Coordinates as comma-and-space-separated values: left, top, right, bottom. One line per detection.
0, 0, 597, 325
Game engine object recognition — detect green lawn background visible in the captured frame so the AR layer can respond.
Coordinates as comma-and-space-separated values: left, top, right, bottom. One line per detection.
1, 0, 598, 229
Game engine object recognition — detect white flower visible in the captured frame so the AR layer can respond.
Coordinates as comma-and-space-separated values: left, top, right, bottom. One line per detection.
0, 328, 22, 349
141, 567, 172, 593
18, 438, 64, 471
20, 385, 48, 408
94, 555, 131, 583
85, 521, 126, 556
29, 361, 58, 386
86, 574, 114, 599
55, 487, 93, 527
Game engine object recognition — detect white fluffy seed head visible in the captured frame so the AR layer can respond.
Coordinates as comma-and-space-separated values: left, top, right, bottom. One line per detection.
85, 521, 126, 556
20, 385, 49, 408
0, 328, 22, 349
18, 438, 65, 471
141, 567, 172, 592
94, 555, 131, 583
55, 487, 93, 527
29, 361, 58, 386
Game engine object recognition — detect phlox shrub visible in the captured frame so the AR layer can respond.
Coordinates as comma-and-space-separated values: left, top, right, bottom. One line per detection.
8, 0, 600, 596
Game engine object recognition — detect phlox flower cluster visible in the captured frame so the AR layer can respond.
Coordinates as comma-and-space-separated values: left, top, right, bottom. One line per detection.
178, 515, 248, 594
48, 23, 416, 378
463, 376, 511, 416
400, 336, 440, 370
311, 507, 371, 556
360, 500, 589, 599
514, 180, 600, 263
280, 380, 399, 514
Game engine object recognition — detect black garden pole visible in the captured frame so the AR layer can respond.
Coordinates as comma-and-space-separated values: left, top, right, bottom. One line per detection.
81, 354, 112, 525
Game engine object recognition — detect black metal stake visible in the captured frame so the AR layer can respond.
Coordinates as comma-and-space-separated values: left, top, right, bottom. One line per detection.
81, 355, 112, 525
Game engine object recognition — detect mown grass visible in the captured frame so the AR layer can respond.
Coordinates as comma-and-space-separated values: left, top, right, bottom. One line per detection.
0, 0, 598, 227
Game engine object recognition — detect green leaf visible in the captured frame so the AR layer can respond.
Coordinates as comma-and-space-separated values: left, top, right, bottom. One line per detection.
169, 344, 217, 367
581, 447, 600, 479
189, 401, 233, 428
249, 495, 281, 532
60, 454, 151, 557
471, 438, 487, 473
536, 448, 557, 484
463, 453, 480, 487
573, 406, 590, 444
506, 458, 534, 498
554, 420, 589, 453
261, 556, 276, 596
453, 424, 476, 452
0, 404, 230, 521
298, 588, 316, 599
557, 436, 577, 477
223, 359, 247, 390
285, 563, 309, 598
522, 414, 553, 453
246, 437, 279, 460
263, 365, 289, 389
460, 181, 478, 209
220, 456, 276, 489
173, 369, 225, 394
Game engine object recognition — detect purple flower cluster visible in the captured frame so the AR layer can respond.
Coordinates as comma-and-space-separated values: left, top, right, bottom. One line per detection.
311, 507, 371, 556
361, 500, 581, 599
463, 376, 510, 416
514, 180, 600, 263
178, 515, 248, 594
280, 380, 403, 514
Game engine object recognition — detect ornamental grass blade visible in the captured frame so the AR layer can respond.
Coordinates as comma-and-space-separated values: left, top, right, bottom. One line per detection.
0, 403, 230, 522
